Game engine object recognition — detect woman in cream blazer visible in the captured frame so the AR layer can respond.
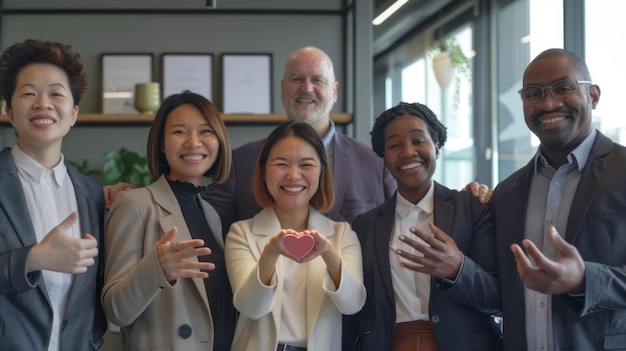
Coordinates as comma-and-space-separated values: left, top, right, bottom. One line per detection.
225, 121, 366, 351
102, 91, 236, 351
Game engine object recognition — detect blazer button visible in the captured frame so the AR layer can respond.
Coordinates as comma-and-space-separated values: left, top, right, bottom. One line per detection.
178, 324, 192, 339
431, 315, 440, 324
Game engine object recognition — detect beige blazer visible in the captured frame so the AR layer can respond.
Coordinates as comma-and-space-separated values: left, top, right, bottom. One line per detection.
225, 207, 366, 351
102, 176, 223, 351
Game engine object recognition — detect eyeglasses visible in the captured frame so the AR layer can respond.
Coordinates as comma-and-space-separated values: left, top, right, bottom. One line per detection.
518, 79, 593, 106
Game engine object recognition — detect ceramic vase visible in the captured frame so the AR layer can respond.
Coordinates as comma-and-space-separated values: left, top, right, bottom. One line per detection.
134, 82, 161, 114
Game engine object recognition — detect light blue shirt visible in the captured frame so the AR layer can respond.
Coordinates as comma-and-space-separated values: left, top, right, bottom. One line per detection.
524, 129, 596, 351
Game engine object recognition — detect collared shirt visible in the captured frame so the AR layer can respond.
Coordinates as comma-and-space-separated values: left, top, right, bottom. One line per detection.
277, 257, 307, 347
11, 145, 80, 351
390, 183, 434, 323
524, 129, 596, 351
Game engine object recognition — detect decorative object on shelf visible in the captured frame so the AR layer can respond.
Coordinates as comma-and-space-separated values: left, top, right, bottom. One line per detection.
222, 53, 273, 114
162, 53, 213, 101
428, 37, 472, 100
134, 82, 161, 114
101, 53, 153, 114
103, 147, 154, 186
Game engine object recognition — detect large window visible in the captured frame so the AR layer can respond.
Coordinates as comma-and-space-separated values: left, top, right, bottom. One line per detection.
494, 0, 564, 182
585, 0, 626, 144
375, 0, 616, 189
379, 24, 475, 190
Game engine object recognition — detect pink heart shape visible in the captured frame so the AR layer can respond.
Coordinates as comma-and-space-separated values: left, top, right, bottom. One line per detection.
282, 233, 315, 259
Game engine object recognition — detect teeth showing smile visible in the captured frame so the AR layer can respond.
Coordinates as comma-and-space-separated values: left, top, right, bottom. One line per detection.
400, 162, 421, 170
283, 186, 304, 192
541, 116, 565, 124
182, 155, 204, 161
32, 119, 54, 125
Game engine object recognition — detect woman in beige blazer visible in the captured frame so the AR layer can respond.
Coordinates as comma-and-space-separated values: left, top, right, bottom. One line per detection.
102, 91, 236, 351
225, 121, 366, 351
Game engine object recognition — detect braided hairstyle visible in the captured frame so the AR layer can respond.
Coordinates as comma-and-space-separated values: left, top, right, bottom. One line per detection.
370, 101, 447, 157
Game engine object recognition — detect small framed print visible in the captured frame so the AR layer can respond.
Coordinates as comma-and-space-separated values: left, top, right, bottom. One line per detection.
221, 53, 272, 114
162, 53, 213, 101
101, 53, 153, 114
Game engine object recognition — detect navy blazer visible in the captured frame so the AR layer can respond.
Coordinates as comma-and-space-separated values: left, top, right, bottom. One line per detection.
491, 131, 626, 351
203, 131, 397, 235
345, 183, 502, 351
0, 148, 106, 350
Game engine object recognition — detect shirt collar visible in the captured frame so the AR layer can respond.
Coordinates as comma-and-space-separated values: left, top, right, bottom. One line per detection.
11, 144, 67, 186
321, 120, 336, 151
395, 181, 435, 218
533, 128, 597, 174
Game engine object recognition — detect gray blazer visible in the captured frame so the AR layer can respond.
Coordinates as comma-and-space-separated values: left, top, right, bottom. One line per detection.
0, 148, 106, 350
103, 175, 226, 350
491, 131, 626, 350
345, 183, 502, 351
202, 132, 397, 235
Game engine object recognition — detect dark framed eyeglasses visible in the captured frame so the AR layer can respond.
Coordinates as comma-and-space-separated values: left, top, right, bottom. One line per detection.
518, 79, 593, 106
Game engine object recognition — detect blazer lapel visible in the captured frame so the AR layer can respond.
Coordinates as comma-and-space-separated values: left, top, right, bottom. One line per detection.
0, 149, 37, 248
198, 195, 225, 250
305, 208, 336, 334
565, 133, 611, 244
151, 176, 211, 312
328, 134, 350, 220
432, 183, 454, 236
374, 197, 397, 307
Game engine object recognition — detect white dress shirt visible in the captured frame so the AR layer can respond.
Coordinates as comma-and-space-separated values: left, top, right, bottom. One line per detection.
11, 145, 80, 351
389, 184, 434, 323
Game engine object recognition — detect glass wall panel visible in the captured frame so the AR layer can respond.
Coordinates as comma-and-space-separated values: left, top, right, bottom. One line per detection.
585, 0, 626, 144
494, 0, 563, 182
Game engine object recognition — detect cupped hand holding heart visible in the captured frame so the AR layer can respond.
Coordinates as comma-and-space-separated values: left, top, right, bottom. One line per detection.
281, 230, 316, 261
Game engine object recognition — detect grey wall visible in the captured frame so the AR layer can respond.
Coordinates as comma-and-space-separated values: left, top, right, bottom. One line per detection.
0, 10, 346, 178
0, 2, 375, 348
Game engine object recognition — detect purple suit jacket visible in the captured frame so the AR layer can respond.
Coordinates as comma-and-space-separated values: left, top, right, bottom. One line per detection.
202, 132, 396, 235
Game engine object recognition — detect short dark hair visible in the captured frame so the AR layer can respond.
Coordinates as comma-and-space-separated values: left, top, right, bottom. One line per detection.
0, 38, 87, 107
370, 101, 447, 157
146, 91, 231, 183
252, 120, 334, 212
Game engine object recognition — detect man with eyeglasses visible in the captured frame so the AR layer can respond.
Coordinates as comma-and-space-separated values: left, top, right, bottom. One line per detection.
491, 48, 626, 350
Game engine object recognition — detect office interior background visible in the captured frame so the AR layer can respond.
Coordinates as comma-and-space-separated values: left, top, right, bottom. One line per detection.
0, 0, 621, 348
0, 0, 626, 188
0, 0, 620, 189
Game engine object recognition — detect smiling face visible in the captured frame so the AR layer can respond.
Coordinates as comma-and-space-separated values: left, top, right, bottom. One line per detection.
7, 63, 78, 157
383, 114, 439, 204
163, 104, 219, 186
280, 48, 338, 134
522, 54, 599, 160
264, 135, 321, 213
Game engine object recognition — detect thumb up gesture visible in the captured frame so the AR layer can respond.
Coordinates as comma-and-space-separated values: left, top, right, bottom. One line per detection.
27, 212, 99, 274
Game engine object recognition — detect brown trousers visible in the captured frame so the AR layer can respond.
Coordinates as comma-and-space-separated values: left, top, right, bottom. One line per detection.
390, 320, 439, 351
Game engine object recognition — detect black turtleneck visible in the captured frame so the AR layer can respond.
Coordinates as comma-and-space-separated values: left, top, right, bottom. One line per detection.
168, 179, 237, 350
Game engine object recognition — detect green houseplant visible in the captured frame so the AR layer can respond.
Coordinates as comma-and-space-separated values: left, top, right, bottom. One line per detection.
429, 37, 472, 105
102, 148, 154, 186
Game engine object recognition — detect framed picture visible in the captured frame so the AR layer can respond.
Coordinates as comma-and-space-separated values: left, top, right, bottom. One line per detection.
221, 53, 272, 114
101, 53, 153, 114
162, 53, 213, 101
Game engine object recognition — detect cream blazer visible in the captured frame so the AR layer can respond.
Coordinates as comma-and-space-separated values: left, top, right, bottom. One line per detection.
225, 207, 366, 351
102, 176, 223, 351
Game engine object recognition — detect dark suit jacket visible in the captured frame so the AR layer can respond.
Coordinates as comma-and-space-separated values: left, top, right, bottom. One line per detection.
345, 183, 502, 351
203, 131, 397, 235
0, 148, 107, 350
491, 131, 626, 350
